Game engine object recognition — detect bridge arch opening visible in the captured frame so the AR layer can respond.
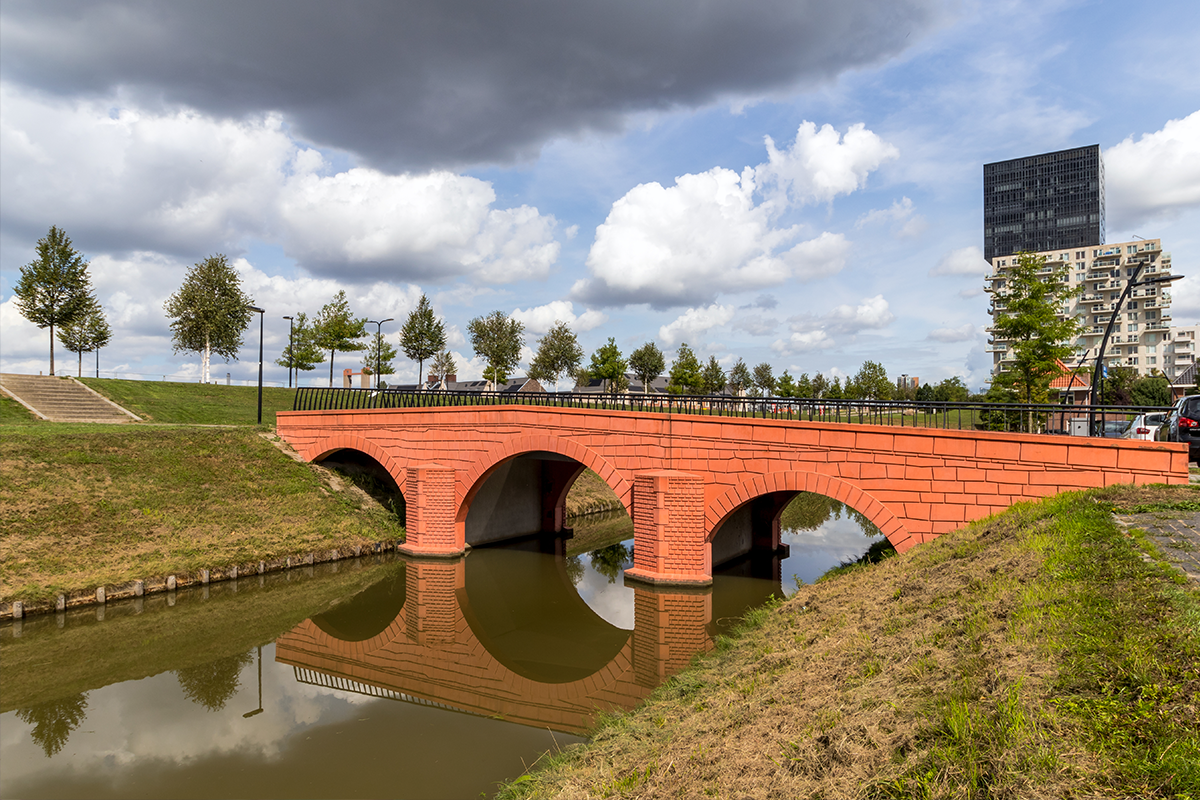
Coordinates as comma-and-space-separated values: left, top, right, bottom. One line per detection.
310, 562, 408, 642
314, 448, 406, 521
460, 543, 631, 684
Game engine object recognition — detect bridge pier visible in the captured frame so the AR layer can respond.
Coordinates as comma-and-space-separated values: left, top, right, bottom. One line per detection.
399, 464, 463, 557
624, 470, 711, 586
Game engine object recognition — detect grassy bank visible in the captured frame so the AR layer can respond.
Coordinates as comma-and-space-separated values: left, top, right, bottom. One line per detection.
0, 425, 404, 605
78, 377, 298, 425
499, 485, 1200, 799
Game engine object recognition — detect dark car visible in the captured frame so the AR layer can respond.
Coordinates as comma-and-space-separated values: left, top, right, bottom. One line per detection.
1098, 419, 1132, 438
1157, 395, 1200, 464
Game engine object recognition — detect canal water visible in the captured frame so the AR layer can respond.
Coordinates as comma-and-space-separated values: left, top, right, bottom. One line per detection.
0, 499, 878, 799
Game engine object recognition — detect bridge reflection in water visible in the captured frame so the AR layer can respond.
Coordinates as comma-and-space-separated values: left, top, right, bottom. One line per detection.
275, 539, 783, 734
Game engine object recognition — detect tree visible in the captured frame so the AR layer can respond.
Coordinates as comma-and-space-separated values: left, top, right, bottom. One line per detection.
430, 350, 457, 382
810, 373, 829, 399
628, 341, 666, 393
399, 294, 446, 387
991, 252, 1082, 405
14, 226, 95, 376
58, 297, 112, 378
16, 694, 88, 757
701, 355, 726, 394
528, 321, 584, 391
1131, 374, 1170, 407
752, 362, 776, 397
728, 359, 753, 396
852, 360, 893, 400
825, 376, 844, 399
1100, 365, 1137, 405
164, 254, 254, 384
794, 372, 813, 398
932, 377, 970, 402
362, 330, 398, 385
588, 337, 628, 392
176, 652, 252, 711
667, 343, 704, 394
312, 290, 367, 387
275, 312, 325, 379
776, 370, 796, 398
468, 311, 524, 387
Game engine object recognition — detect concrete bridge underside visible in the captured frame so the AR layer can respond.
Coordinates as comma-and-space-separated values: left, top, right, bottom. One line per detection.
276, 405, 1187, 585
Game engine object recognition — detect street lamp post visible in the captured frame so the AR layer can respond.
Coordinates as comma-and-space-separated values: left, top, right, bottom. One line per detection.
367, 318, 394, 389
282, 316, 295, 389
247, 306, 265, 424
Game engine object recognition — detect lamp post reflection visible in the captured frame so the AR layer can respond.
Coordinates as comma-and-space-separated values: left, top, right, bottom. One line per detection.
242, 645, 263, 719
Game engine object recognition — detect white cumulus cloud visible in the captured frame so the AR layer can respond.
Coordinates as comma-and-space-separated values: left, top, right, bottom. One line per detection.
659, 304, 735, 345
927, 323, 978, 343
1105, 110, 1200, 229
758, 122, 899, 207
929, 246, 990, 277
773, 295, 894, 355
510, 300, 608, 336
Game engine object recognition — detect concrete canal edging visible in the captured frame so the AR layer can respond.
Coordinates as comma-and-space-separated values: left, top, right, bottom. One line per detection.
0, 538, 403, 622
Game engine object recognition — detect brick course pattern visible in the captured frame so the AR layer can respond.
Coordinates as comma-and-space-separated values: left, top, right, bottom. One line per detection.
276, 405, 1187, 584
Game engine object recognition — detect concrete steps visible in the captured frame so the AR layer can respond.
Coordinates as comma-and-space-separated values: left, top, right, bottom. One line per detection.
0, 373, 141, 423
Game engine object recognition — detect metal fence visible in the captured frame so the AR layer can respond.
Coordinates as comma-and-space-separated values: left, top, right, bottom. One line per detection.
291, 387, 1170, 436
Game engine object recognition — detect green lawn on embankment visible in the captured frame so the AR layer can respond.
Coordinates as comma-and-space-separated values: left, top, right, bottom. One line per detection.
498, 485, 1200, 800
78, 377, 299, 425
0, 425, 405, 605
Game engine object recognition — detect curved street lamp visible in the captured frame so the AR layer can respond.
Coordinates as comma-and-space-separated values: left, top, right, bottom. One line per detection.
367, 318, 394, 389
282, 316, 295, 389
247, 306, 265, 424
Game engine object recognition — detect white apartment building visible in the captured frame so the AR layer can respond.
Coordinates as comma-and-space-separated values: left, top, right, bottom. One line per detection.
1164, 324, 1199, 379
986, 238, 1174, 379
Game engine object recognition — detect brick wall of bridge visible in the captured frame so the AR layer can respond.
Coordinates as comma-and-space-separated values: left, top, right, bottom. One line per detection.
276, 405, 1187, 579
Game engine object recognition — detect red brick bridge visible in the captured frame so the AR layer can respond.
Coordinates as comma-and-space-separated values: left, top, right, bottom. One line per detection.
275, 403, 1186, 585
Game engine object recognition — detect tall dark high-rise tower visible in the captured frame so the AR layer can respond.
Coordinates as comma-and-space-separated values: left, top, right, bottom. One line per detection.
983, 145, 1104, 261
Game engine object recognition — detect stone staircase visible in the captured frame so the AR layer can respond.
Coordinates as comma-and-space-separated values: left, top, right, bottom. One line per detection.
0, 373, 141, 423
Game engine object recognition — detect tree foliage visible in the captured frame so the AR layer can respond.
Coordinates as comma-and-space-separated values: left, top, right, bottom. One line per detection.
776, 370, 796, 397
164, 254, 254, 384
728, 359, 752, 396
1100, 365, 1138, 406
701, 355, 726, 394
399, 294, 446, 386
810, 373, 829, 399
16, 694, 89, 757
528, 321, 584, 391
175, 652, 253, 712
430, 350, 457, 382
628, 341, 666, 393
752, 362, 776, 397
1131, 374, 1170, 407
275, 312, 325, 377
313, 290, 367, 387
58, 297, 112, 378
667, 343, 704, 394
362, 330, 399, 384
468, 311, 524, 387
851, 360, 893, 400
588, 337, 628, 392
14, 226, 95, 376
991, 252, 1082, 404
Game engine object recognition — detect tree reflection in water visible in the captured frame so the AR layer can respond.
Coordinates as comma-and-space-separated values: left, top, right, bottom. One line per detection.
781, 491, 881, 537
175, 651, 253, 711
16, 693, 89, 757
589, 542, 632, 584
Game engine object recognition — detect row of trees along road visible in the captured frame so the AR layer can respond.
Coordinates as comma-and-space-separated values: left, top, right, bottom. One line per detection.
13, 226, 113, 377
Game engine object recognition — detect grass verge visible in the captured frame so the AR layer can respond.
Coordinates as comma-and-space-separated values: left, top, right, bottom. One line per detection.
0, 425, 404, 605
496, 485, 1200, 799
78, 377, 299, 425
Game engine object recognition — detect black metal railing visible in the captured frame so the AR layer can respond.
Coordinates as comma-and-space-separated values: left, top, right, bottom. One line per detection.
291, 387, 1170, 436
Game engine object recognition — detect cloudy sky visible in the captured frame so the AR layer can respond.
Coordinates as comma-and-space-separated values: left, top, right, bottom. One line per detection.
2, 0, 1198, 389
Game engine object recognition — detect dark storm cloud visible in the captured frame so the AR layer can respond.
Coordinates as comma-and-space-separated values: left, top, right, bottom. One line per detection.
0, 0, 945, 171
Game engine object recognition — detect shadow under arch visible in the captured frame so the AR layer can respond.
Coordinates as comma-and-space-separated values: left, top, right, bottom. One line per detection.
302, 434, 408, 493
311, 562, 408, 642
707, 471, 910, 556
455, 436, 631, 548
458, 543, 631, 684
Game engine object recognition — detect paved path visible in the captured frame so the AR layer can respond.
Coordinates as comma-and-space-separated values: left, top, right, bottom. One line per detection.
1115, 511, 1200, 584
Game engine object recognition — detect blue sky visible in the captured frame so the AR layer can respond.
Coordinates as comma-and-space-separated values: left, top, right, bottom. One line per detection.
2, 0, 1198, 389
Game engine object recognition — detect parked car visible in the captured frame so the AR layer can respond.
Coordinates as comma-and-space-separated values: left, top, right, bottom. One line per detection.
1157, 395, 1200, 464
1099, 419, 1133, 438
1124, 412, 1166, 441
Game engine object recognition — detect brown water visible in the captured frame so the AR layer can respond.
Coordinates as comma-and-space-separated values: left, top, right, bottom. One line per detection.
0, 512, 877, 799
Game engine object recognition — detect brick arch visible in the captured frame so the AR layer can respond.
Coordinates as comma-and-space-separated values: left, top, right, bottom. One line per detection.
454, 434, 632, 526
298, 434, 408, 491
706, 471, 916, 553
294, 614, 411, 660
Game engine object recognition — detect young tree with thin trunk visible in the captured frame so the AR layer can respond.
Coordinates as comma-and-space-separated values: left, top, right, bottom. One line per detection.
588, 337, 628, 393
468, 311, 524, 388
362, 331, 399, 385
274, 312, 324, 380
667, 343, 704, 395
58, 298, 112, 378
701, 355, 726, 394
400, 294, 446, 387
528, 320, 584, 391
728, 359, 753, 396
752, 362, 776, 397
164, 254, 254, 384
430, 350, 457, 384
14, 226, 94, 376
312, 290, 367, 387
628, 341, 666, 393
851, 359, 893, 400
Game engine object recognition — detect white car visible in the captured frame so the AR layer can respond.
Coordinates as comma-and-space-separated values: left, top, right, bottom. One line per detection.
1125, 412, 1166, 441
